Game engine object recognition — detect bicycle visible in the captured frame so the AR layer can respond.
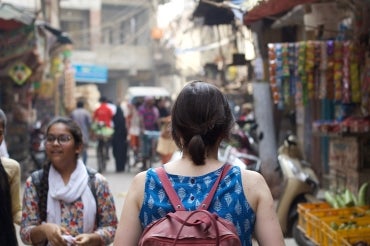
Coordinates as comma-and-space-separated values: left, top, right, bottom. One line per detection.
91, 121, 114, 173
140, 130, 161, 170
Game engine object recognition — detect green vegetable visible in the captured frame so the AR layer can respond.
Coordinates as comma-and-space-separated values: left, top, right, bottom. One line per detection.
325, 191, 340, 208
358, 182, 369, 206
336, 193, 346, 208
344, 189, 355, 207
351, 191, 359, 206
330, 222, 338, 230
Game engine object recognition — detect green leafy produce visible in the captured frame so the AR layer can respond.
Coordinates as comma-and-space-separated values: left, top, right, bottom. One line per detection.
358, 182, 369, 206
330, 222, 338, 230
325, 190, 340, 208
351, 191, 359, 206
324, 183, 369, 208
344, 189, 355, 207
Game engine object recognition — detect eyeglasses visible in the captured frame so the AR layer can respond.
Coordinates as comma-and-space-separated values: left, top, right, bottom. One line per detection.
45, 135, 73, 145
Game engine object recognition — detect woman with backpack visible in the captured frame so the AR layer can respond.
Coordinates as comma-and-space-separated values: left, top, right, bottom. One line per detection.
114, 80, 284, 245
20, 117, 118, 246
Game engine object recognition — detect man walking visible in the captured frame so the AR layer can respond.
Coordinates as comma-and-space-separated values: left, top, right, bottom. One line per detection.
70, 100, 92, 164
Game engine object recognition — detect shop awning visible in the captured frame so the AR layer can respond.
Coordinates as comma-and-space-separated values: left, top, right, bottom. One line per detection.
0, 3, 35, 31
0, 3, 71, 66
192, 0, 240, 25
271, 5, 305, 29
243, 0, 318, 25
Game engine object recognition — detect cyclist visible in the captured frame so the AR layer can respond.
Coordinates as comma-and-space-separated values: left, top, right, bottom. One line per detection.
138, 96, 160, 170
93, 96, 114, 128
92, 97, 114, 172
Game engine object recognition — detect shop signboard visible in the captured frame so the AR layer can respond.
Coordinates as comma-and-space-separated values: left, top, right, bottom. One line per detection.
72, 63, 107, 84
8, 61, 32, 85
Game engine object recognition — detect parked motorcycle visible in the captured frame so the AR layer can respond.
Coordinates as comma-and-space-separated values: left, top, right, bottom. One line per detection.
275, 133, 320, 246
229, 119, 263, 164
218, 141, 261, 172
30, 121, 46, 170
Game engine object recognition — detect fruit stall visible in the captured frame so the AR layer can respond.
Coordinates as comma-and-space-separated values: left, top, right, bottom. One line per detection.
298, 182, 370, 246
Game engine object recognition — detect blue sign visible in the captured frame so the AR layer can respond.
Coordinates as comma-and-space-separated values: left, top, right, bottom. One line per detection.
73, 63, 108, 83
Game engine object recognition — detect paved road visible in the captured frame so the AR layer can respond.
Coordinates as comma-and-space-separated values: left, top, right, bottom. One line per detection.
16, 146, 298, 245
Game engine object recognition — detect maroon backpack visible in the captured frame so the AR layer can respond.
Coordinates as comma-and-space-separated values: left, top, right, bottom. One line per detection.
138, 165, 241, 246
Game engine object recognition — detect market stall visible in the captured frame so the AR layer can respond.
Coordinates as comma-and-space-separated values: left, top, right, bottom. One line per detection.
267, 38, 370, 187
267, 37, 370, 245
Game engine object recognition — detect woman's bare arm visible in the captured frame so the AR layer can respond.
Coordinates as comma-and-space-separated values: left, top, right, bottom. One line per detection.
113, 171, 146, 246
241, 170, 285, 246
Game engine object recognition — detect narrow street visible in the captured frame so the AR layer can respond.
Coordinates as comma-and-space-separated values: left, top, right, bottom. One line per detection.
16, 145, 298, 245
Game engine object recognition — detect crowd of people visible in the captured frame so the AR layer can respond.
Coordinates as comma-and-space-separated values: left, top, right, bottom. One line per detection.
69, 95, 177, 173
0, 80, 284, 245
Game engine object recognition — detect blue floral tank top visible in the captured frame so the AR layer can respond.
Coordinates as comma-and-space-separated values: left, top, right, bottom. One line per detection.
139, 165, 256, 246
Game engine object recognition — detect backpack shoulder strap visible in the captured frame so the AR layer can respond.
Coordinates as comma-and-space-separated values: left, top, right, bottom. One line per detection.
156, 164, 232, 211
31, 169, 44, 197
86, 166, 97, 194
86, 166, 100, 226
199, 164, 231, 210
157, 167, 185, 211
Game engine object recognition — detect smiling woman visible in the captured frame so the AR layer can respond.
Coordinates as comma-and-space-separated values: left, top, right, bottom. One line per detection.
20, 116, 118, 246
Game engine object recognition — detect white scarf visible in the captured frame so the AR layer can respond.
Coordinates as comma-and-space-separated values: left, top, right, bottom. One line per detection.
47, 159, 96, 233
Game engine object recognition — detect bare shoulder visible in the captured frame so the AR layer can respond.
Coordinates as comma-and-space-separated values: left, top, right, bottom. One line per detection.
131, 170, 147, 186
239, 169, 271, 210
126, 170, 147, 203
240, 169, 267, 186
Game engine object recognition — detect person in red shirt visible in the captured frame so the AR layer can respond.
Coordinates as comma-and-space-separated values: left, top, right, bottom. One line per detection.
93, 97, 114, 127
93, 97, 114, 164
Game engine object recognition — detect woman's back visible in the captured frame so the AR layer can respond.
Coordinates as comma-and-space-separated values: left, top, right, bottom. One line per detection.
113, 81, 284, 246
140, 165, 256, 245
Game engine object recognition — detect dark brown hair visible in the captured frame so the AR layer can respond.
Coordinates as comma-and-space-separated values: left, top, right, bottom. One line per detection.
171, 80, 234, 165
